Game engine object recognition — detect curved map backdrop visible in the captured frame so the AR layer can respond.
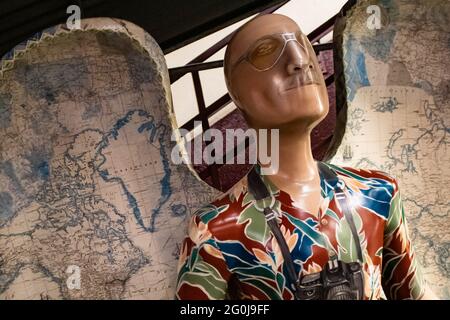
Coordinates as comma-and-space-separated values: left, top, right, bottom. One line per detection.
329, 0, 449, 298
0, 18, 219, 299
1, 2, 448, 300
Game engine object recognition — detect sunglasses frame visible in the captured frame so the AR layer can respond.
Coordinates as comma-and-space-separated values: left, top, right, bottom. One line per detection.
230, 31, 310, 73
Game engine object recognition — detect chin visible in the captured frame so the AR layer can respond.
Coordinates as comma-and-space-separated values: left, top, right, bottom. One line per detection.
289, 99, 327, 118
273, 104, 328, 129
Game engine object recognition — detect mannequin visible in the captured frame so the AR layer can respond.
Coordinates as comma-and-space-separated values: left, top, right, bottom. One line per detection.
176, 13, 436, 300
223, 13, 328, 219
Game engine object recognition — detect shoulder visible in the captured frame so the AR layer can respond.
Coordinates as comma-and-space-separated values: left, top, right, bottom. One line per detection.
325, 163, 401, 220
189, 175, 249, 240
328, 163, 400, 194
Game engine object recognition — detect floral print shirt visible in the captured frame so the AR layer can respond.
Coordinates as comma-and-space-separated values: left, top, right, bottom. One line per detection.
176, 162, 425, 300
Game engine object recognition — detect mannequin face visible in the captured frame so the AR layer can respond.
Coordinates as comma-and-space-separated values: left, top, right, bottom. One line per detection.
225, 14, 329, 131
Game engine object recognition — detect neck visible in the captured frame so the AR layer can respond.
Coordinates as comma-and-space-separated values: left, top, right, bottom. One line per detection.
258, 127, 318, 183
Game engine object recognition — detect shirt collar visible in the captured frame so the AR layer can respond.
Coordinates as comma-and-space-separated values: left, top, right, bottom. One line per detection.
254, 161, 346, 203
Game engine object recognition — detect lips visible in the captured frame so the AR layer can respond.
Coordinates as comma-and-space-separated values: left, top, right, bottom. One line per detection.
283, 71, 320, 92
284, 77, 304, 91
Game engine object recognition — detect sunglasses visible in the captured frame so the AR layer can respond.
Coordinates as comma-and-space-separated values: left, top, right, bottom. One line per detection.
230, 31, 312, 73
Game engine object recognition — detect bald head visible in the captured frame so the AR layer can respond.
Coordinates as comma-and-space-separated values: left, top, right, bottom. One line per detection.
224, 14, 302, 87
221, 13, 328, 131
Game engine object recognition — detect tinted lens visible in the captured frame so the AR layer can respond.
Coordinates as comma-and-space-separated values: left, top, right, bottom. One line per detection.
300, 32, 325, 86
294, 31, 311, 61
295, 31, 308, 48
248, 36, 284, 70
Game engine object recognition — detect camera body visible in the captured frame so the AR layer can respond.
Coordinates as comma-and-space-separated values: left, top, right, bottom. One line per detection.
297, 258, 364, 300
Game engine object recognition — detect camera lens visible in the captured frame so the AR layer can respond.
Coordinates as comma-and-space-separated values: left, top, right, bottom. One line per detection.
305, 289, 315, 297
326, 284, 354, 300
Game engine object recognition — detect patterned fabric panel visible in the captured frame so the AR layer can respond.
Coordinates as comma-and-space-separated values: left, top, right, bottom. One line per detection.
176, 162, 425, 300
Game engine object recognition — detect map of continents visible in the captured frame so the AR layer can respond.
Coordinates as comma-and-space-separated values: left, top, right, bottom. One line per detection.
330, 0, 449, 298
0, 19, 218, 299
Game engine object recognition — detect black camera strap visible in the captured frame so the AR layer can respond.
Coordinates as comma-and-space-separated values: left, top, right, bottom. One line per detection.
247, 163, 363, 299
318, 163, 363, 264
247, 167, 301, 297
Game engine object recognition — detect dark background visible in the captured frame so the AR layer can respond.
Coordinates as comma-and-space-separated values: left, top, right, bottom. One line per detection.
0, 0, 287, 57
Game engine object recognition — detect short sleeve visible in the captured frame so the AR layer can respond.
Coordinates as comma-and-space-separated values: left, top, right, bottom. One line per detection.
175, 214, 231, 300
381, 177, 426, 300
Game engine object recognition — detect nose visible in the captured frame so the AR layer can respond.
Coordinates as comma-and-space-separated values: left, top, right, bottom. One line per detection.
285, 41, 309, 75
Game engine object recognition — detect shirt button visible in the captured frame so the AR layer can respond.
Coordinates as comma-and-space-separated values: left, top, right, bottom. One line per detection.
321, 218, 328, 226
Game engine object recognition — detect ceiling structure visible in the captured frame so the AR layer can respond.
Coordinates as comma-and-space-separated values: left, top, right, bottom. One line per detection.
0, 0, 288, 57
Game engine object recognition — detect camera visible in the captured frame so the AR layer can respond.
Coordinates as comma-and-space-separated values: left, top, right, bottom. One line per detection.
296, 258, 364, 300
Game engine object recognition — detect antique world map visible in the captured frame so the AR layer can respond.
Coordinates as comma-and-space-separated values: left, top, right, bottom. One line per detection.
330, 0, 449, 298
0, 19, 218, 299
